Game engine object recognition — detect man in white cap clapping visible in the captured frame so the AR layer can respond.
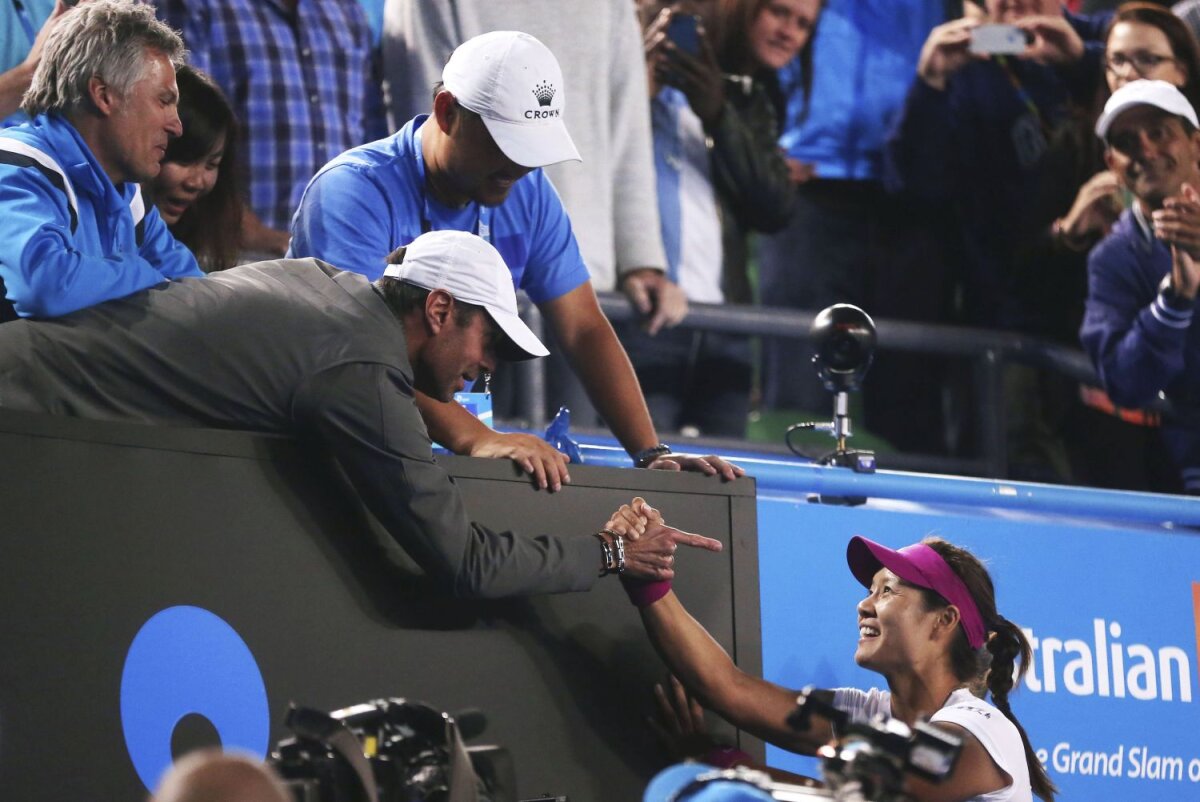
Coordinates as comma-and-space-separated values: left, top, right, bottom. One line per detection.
288, 30, 742, 491
0, 230, 721, 595
1082, 79, 1200, 493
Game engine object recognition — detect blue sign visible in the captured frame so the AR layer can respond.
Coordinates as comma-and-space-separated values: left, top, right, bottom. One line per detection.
757, 495, 1200, 800
120, 606, 269, 791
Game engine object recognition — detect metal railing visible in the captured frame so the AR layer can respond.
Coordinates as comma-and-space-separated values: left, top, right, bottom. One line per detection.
512, 293, 1182, 479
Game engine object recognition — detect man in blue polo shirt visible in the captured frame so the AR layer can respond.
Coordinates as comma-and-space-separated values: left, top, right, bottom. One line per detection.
290, 30, 741, 488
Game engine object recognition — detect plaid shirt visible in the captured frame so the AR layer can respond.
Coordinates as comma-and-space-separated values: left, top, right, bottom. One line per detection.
154, 0, 381, 231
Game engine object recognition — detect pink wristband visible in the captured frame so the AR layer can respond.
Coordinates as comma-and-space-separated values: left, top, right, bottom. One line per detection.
621, 577, 671, 607
704, 745, 751, 769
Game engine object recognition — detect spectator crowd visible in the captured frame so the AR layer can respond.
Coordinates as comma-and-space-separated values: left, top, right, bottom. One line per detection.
1, 1, 1194, 799
0, 0, 1198, 500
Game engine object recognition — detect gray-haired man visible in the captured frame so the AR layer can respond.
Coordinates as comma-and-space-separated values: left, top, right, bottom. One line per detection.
0, 0, 200, 320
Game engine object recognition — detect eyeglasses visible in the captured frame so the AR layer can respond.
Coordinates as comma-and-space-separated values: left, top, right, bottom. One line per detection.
1103, 51, 1179, 76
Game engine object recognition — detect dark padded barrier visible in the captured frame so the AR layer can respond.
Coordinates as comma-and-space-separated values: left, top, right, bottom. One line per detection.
0, 410, 761, 800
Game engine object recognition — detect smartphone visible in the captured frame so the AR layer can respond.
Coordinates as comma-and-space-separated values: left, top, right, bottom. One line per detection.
969, 24, 1029, 56
666, 14, 701, 57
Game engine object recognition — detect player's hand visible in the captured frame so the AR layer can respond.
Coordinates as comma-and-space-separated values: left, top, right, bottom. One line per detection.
604, 496, 666, 541
649, 675, 718, 762
623, 521, 722, 581
469, 431, 571, 492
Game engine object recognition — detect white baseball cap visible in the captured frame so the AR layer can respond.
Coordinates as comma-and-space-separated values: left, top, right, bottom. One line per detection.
442, 30, 582, 168
383, 230, 549, 361
1095, 79, 1199, 140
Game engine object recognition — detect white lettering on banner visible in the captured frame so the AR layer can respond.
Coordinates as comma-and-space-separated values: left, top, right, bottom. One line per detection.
1021, 619, 1193, 702
1042, 743, 1197, 783
1129, 748, 1186, 781
1049, 743, 1125, 776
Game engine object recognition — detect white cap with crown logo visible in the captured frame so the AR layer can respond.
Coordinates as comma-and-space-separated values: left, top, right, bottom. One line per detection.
442, 30, 582, 168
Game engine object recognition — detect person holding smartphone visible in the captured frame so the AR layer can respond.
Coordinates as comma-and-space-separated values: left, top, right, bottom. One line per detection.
627, 0, 818, 438
885, 1, 1111, 485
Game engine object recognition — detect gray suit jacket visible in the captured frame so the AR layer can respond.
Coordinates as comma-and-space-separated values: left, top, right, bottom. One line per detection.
0, 259, 597, 597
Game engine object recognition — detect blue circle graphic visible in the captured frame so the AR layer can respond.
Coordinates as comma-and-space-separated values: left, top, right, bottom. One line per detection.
120, 606, 269, 791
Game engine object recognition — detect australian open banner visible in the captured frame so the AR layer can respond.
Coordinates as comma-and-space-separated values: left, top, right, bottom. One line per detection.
757, 494, 1200, 800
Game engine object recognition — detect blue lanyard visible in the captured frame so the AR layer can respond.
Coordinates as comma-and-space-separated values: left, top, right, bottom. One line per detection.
12, 0, 39, 48
994, 55, 1045, 134
412, 123, 491, 242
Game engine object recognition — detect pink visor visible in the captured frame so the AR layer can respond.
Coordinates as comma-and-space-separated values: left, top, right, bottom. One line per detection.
846, 536, 987, 650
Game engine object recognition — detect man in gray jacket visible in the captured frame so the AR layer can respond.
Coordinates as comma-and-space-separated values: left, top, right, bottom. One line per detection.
0, 230, 718, 596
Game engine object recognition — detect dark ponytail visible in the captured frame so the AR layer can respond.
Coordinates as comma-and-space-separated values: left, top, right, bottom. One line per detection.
921, 539, 1058, 801
986, 616, 1056, 801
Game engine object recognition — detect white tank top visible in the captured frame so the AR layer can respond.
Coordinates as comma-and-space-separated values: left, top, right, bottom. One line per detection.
832, 686, 1033, 802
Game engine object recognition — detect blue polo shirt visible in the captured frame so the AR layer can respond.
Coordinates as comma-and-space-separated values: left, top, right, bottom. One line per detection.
2, 0, 56, 128
288, 115, 590, 304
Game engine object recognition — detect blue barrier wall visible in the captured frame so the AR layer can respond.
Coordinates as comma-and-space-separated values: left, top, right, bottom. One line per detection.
571, 435, 1200, 800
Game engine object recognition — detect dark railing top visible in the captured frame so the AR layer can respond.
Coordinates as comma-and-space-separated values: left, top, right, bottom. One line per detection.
593, 292, 1189, 424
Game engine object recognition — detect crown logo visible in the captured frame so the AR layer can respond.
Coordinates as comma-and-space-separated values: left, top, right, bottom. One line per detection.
532, 81, 555, 107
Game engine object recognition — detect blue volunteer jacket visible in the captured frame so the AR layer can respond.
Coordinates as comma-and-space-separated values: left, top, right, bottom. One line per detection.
0, 113, 200, 318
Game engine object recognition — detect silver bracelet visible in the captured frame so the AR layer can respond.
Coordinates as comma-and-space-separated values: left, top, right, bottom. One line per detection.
613, 534, 626, 574
596, 532, 619, 576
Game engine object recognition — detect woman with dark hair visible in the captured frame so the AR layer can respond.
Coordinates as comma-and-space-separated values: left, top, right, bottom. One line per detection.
148, 65, 242, 272
639, 0, 818, 299
610, 498, 1056, 801
623, 0, 818, 438
711, 0, 818, 120
1106, 2, 1200, 104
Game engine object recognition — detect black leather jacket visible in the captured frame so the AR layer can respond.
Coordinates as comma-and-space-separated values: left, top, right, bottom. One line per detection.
709, 74, 795, 304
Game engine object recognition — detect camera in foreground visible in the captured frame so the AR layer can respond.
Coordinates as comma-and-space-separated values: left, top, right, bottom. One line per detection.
269, 697, 531, 802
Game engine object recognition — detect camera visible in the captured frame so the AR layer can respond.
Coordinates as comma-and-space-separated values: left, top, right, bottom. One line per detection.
651, 687, 962, 801
787, 305, 877, 493
810, 304, 875, 395
789, 687, 963, 801
269, 698, 519, 802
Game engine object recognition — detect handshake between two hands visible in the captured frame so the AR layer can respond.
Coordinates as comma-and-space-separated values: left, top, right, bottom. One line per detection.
601, 497, 722, 583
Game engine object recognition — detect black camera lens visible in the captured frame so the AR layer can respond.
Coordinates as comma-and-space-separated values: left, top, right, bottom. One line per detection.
809, 304, 876, 393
